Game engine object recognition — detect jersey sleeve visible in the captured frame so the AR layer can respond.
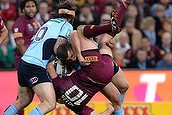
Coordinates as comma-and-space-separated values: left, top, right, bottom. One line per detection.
59, 22, 73, 42
12, 18, 25, 41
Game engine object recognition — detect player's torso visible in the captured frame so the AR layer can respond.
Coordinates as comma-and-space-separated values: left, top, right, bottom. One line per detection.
13, 16, 40, 46
81, 49, 114, 85
22, 18, 72, 68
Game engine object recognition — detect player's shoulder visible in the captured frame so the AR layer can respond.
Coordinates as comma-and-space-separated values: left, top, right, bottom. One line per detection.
13, 15, 25, 27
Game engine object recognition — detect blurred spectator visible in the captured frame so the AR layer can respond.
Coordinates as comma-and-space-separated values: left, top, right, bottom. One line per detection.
159, 32, 172, 53
123, 4, 140, 29
156, 52, 172, 69
100, 13, 111, 24
153, 4, 165, 45
126, 48, 154, 69
0, 37, 14, 69
0, 0, 17, 21
157, 18, 172, 46
140, 37, 163, 66
74, 4, 99, 29
74, 0, 85, 7
140, 16, 157, 45
151, 0, 172, 19
103, 3, 114, 15
133, 0, 151, 21
122, 18, 142, 50
114, 49, 127, 68
36, 1, 50, 25
145, 0, 159, 6
86, 0, 101, 19
116, 31, 131, 52
45, 0, 57, 12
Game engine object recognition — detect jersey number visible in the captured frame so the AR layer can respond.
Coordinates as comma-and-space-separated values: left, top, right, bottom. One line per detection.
34, 27, 48, 41
65, 85, 88, 106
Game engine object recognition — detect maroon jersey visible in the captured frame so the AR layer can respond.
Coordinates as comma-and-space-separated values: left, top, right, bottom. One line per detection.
12, 15, 40, 68
52, 49, 114, 114
0, 16, 5, 30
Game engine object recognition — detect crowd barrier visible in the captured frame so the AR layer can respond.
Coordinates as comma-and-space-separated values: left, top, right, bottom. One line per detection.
0, 70, 172, 115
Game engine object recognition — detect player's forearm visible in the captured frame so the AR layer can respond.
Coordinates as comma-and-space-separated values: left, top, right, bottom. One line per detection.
46, 61, 57, 79
0, 27, 8, 44
16, 45, 26, 55
70, 30, 82, 57
16, 39, 27, 55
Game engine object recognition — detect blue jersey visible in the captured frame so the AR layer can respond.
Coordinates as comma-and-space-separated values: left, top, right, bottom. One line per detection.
22, 18, 73, 68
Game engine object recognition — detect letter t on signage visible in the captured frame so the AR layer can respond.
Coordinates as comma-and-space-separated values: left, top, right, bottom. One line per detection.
140, 74, 166, 102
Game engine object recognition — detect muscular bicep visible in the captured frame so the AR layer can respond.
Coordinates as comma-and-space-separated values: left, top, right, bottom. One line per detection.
54, 37, 67, 54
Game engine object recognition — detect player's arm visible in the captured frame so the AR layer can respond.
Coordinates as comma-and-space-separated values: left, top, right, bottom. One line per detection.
13, 22, 27, 55
15, 39, 27, 55
0, 22, 8, 44
53, 36, 67, 54
70, 29, 90, 66
106, 38, 116, 60
46, 60, 58, 79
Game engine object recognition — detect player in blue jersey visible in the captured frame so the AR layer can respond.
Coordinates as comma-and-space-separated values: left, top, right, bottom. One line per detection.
3, 0, 77, 115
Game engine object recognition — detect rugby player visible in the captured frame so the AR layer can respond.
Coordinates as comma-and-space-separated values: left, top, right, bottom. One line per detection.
3, 0, 77, 115
70, 0, 131, 114
12, 1, 41, 114
12, 0, 41, 68
47, 31, 118, 115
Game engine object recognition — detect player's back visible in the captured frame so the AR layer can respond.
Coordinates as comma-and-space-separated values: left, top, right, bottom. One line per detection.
22, 18, 73, 68
80, 49, 114, 85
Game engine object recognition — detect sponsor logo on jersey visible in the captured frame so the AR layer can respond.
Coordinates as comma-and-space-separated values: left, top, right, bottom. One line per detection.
27, 24, 33, 31
29, 76, 38, 84
85, 56, 98, 62
14, 28, 19, 32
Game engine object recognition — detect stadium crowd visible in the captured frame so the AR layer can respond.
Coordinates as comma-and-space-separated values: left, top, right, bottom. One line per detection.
0, 0, 172, 70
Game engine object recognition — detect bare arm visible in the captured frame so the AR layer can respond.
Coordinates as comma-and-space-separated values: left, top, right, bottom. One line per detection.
46, 61, 58, 79
106, 39, 116, 60
70, 29, 90, 66
15, 39, 27, 55
54, 37, 67, 54
0, 26, 8, 44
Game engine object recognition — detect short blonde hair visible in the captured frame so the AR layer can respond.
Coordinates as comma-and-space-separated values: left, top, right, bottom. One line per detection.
140, 16, 155, 30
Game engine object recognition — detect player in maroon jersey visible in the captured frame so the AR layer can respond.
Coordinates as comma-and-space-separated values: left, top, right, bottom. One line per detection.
12, 0, 40, 68
74, 0, 131, 114
47, 32, 117, 115
0, 16, 8, 44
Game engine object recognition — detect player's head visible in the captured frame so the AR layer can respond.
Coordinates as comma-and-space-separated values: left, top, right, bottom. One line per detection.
56, 43, 76, 62
51, 0, 77, 24
20, 0, 38, 19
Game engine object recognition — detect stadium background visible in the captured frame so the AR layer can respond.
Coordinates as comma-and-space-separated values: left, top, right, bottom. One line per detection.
1, 70, 172, 115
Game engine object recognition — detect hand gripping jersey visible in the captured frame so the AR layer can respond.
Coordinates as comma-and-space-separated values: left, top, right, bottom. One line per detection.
22, 18, 73, 68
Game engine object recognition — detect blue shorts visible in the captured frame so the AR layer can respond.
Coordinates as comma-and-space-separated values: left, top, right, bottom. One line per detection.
18, 60, 52, 87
